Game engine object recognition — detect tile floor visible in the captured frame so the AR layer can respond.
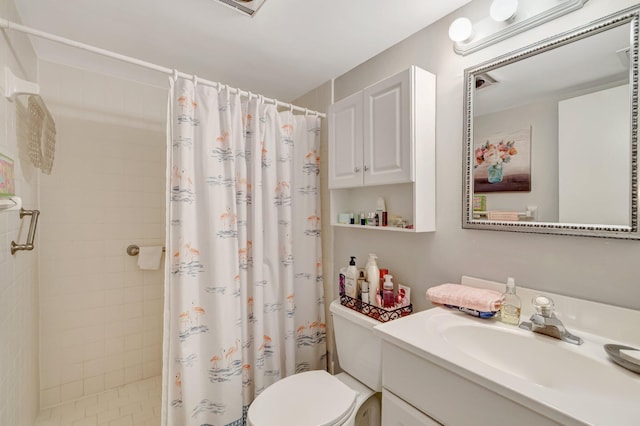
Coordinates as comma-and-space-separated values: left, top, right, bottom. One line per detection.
34, 376, 161, 426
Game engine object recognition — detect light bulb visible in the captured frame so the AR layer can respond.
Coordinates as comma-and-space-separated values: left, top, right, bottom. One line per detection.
490, 0, 518, 22
448, 17, 474, 43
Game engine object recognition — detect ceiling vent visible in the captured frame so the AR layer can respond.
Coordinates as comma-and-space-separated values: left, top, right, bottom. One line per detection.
475, 73, 498, 90
213, 0, 267, 17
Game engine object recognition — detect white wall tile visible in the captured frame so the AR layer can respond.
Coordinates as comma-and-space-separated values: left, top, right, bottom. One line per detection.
37, 60, 165, 404
83, 375, 105, 396
104, 370, 125, 390
0, 1, 41, 423
124, 366, 142, 384
60, 380, 83, 403
41, 387, 61, 409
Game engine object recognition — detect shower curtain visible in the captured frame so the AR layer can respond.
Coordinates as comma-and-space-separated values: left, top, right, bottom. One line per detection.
163, 77, 325, 426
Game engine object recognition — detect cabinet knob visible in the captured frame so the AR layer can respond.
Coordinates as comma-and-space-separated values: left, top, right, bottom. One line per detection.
354, 167, 361, 173
364, 165, 369, 172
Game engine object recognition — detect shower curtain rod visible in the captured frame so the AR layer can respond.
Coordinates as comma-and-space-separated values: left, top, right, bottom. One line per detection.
0, 16, 325, 118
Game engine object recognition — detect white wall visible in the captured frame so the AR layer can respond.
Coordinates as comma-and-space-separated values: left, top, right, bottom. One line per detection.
559, 84, 630, 225
297, 0, 640, 317
0, 0, 41, 424
37, 61, 166, 407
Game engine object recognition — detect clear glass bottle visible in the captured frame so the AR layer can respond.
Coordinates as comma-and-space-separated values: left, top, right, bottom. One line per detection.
500, 277, 521, 325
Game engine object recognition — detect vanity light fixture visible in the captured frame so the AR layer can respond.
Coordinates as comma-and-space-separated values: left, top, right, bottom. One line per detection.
448, 17, 474, 43
489, 0, 519, 23
449, 0, 588, 56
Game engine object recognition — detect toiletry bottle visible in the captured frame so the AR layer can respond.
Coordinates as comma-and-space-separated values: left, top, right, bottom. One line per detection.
345, 257, 358, 299
361, 281, 370, 306
382, 274, 395, 309
365, 254, 380, 307
500, 277, 521, 325
376, 197, 387, 226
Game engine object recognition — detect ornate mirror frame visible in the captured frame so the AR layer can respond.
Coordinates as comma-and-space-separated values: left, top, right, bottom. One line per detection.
463, 6, 640, 239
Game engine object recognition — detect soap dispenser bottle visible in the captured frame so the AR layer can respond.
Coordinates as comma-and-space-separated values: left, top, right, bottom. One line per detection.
365, 254, 380, 307
500, 277, 521, 325
382, 274, 395, 309
345, 256, 358, 299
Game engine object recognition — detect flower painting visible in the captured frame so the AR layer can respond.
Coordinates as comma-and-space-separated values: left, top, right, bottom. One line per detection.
474, 127, 531, 193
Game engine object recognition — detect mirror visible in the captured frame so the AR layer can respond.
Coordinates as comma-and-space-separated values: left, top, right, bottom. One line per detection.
463, 6, 640, 239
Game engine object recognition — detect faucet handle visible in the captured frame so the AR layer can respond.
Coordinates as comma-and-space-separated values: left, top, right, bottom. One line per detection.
533, 295, 554, 317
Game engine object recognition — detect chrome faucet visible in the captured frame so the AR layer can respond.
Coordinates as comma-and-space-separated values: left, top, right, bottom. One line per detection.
519, 296, 583, 345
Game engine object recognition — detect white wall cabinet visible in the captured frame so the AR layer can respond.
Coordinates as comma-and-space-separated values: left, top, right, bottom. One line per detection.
328, 66, 436, 232
328, 91, 364, 188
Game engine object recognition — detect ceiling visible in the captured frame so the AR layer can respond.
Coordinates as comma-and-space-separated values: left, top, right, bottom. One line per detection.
475, 21, 631, 116
12, 0, 471, 102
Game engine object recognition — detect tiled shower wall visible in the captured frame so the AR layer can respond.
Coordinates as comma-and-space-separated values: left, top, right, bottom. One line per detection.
0, 0, 41, 424
37, 60, 166, 408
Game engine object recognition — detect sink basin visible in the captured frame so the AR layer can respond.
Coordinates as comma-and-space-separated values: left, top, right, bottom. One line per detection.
440, 320, 640, 396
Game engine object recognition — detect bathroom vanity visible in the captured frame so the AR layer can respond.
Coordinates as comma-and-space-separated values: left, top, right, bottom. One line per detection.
374, 276, 640, 425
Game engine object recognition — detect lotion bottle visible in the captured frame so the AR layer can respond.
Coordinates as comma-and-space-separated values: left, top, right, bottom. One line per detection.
365, 254, 380, 307
361, 281, 370, 306
382, 274, 395, 309
344, 256, 358, 299
500, 277, 521, 325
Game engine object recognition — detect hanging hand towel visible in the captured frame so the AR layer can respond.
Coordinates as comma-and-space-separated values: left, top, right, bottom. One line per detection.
426, 283, 502, 312
137, 246, 164, 270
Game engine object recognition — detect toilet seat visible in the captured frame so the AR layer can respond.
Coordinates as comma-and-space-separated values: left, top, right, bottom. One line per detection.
247, 370, 357, 426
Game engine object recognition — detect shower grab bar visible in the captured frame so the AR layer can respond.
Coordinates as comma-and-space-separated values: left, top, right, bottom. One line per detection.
126, 244, 166, 256
11, 208, 40, 254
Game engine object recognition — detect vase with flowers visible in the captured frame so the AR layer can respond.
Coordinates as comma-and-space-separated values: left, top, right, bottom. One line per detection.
474, 140, 518, 184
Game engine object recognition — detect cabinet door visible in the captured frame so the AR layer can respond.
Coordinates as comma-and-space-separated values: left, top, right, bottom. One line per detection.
363, 69, 412, 186
328, 91, 363, 189
382, 390, 442, 426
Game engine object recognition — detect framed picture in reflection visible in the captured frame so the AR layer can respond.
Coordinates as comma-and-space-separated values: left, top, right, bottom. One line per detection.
473, 127, 531, 193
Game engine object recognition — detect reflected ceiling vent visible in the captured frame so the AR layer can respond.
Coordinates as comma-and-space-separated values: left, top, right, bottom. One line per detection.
475, 73, 498, 89
213, 0, 267, 17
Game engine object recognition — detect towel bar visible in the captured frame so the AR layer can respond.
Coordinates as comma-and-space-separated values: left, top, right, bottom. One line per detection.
11, 208, 40, 254
126, 244, 166, 256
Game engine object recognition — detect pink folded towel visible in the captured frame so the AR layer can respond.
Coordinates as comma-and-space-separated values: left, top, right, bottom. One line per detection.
487, 211, 519, 221
426, 283, 502, 312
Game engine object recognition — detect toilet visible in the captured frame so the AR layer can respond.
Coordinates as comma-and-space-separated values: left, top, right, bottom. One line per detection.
247, 299, 382, 426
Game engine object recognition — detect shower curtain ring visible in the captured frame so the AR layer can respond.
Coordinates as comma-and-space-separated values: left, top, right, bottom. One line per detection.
273, 99, 279, 110
172, 69, 178, 82
248, 91, 253, 101
289, 103, 294, 113
193, 75, 198, 87
305, 108, 309, 116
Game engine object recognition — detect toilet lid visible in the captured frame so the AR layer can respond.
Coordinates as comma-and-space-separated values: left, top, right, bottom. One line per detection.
247, 370, 357, 426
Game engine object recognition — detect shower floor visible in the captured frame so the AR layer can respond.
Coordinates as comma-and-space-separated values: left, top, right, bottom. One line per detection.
34, 376, 162, 426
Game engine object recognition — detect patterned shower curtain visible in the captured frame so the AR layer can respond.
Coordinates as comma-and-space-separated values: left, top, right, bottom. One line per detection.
162, 77, 325, 426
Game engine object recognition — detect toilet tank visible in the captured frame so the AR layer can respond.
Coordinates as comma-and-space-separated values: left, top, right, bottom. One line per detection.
329, 299, 382, 391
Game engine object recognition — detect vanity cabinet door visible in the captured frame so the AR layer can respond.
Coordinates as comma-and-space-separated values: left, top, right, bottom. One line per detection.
363, 69, 412, 186
328, 91, 363, 189
382, 390, 442, 426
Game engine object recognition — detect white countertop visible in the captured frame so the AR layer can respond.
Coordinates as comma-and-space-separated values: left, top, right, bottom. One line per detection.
374, 277, 640, 426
